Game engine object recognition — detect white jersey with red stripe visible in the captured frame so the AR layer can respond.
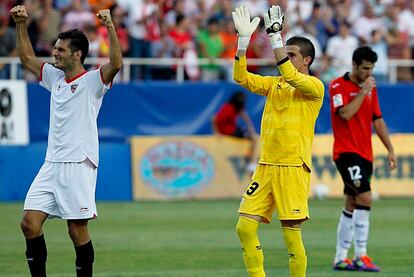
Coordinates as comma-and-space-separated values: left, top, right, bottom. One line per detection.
39, 63, 110, 167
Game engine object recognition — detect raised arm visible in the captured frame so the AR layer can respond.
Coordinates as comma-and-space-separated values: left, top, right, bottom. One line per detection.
97, 9, 123, 84
10, 5, 44, 78
263, 5, 323, 100
263, 6, 286, 65
232, 6, 273, 96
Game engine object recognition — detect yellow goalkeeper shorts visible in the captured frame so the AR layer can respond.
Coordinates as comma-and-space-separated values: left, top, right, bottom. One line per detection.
238, 163, 310, 223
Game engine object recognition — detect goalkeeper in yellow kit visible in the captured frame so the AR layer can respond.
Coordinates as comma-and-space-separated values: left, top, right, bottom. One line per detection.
232, 5, 324, 277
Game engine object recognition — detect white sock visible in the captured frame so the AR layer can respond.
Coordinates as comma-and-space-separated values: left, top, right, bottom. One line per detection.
334, 209, 354, 263
353, 208, 370, 257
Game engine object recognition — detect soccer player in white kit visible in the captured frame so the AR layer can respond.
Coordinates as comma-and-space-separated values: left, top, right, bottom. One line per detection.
10, 5, 122, 276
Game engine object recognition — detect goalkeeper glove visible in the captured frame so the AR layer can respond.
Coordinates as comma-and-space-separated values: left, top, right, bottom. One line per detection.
232, 6, 260, 51
264, 5, 285, 49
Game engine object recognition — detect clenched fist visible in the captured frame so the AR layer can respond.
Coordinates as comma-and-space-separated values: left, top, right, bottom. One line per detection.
96, 9, 113, 27
10, 5, 28, 24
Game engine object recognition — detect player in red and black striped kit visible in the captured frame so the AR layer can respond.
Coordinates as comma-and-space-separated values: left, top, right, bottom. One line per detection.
329, 46, 397, 272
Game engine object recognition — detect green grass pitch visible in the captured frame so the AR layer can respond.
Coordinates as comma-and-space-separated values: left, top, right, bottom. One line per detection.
1, 199, 413, 276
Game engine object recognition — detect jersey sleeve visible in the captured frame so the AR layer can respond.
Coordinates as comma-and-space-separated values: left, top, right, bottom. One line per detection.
233, 56, 276, 96
329, 79, 347, 114
278, 58, 324, 101
372, 88, 382, 120
39, 63, 63, 92
88, 67, 111, 98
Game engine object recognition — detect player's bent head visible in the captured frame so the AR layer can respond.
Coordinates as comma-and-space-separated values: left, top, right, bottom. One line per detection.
352, 46, 378, 66
57, 29, 89, 64
286, 36, 315, 67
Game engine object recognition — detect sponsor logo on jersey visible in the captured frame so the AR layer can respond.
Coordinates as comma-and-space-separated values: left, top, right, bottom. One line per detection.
140, 141, 214, 196
80, 207, 89, 212
331, 82, 340, 89
333, 94, 343, 108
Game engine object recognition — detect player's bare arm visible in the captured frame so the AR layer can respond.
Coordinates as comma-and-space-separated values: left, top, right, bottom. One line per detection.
10, 5, 44, 78
97, 9, 123, 84
240, 110, 256, 135
338, 76, 375, 120
373, 118, 397, 170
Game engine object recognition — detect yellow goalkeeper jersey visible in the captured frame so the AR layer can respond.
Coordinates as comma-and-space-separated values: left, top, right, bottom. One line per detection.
234, 56, 324, 169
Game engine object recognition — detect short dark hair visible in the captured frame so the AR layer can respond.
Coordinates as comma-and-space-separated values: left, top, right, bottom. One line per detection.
286, 36, 316, 67
228, 92, 246, 112
176, 14, 185, 25
352, 46, 378, 66
57, 29, 89, 64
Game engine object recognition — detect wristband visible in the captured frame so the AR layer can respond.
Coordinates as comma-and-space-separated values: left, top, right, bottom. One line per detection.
237, 36, 251, 51
269, 33, 283, 49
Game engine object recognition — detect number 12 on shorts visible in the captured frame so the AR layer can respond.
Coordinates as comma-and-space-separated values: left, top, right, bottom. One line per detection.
347, 165, 362, 181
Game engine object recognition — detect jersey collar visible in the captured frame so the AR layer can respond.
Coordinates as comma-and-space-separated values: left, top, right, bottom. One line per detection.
65, 70, 87, 83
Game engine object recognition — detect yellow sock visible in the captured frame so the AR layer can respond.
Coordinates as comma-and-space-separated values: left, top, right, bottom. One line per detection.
236, 216, 265, 277
282, 227, 307, 277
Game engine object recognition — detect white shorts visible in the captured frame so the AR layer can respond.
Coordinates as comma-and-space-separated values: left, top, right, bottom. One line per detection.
24, 159, 98, 220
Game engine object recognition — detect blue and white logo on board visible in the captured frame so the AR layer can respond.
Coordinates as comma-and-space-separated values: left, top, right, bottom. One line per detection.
140, 141, 214, 196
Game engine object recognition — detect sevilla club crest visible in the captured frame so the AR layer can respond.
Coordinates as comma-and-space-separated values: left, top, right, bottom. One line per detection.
71, 84, 78, 93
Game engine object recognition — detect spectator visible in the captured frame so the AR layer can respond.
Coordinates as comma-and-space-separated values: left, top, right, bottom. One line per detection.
398, 1, 414, 77
168, 14, 200, 80
151, 22, 175, 80
164, 0, 186, 30
84, 24, 100, 58
352, 3, 383, 44
219, 18, 238, 80
331, 1, 351, 34
35, 0, 61, 56
386, 5, 412, 81
243, 0, 267, 18
117, 0, 159, 80
196, 17, 224, 81
212, 91, 257, 175
304, 1, 336, 52
53, 0, 73, 15
211, 0, 233, 22
0, 15, 16, 79
62, 0, 95, 30
369, 29, 389, 81
325, 20, 358, 77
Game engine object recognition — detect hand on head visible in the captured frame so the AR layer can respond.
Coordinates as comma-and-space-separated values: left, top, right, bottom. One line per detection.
10, 5, 28, 23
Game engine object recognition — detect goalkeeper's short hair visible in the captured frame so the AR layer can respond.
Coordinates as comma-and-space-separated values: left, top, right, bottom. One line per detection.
286, 36, 315, 67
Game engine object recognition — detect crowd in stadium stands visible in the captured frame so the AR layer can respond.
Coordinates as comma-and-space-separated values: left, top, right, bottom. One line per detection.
1, 0, 414, 82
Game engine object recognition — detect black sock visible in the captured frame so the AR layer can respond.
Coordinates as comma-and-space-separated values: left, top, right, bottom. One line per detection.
75, 240, 94, 277
25, 234, 47, 277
